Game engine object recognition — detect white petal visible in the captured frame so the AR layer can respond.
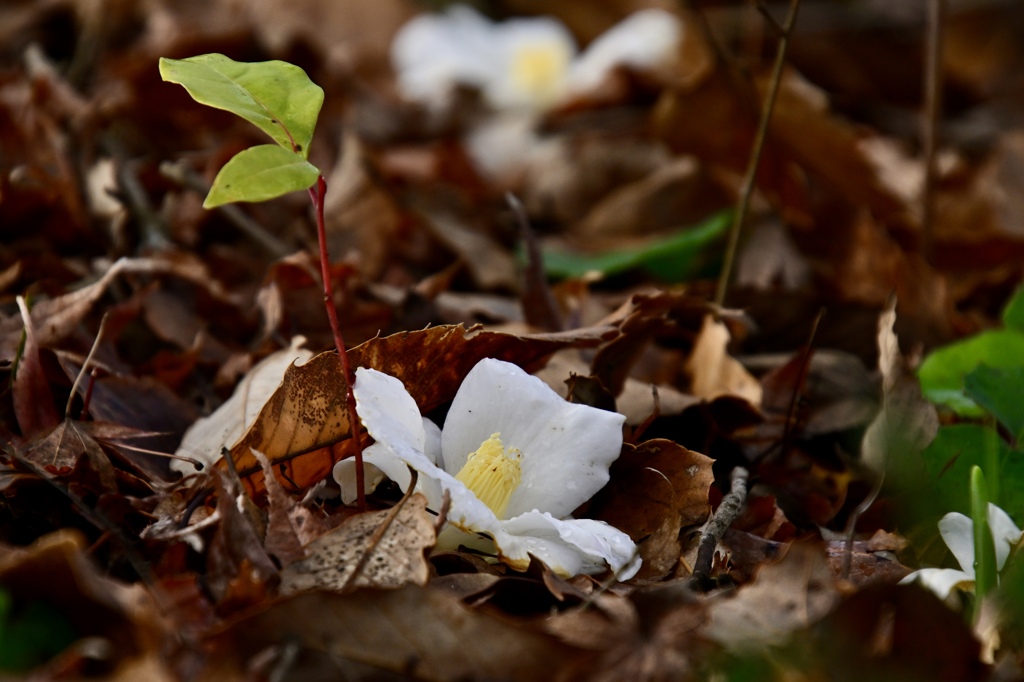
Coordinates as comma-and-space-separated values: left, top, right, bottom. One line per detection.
938, 512, 976, 576
494, 510, 640, 579
441, 358, 626, 519
333, 443, 388, 504
900, 567, 975, 600
484, 16, 576, 111
988, 503, 1022, 570
567, 9, 682, 94
391, 6, 500, 108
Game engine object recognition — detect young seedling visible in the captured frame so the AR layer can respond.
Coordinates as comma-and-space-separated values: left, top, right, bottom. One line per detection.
159, 53, 365, 509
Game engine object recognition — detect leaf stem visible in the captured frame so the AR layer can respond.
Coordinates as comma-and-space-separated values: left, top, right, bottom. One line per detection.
714, 0, 802, 307
308, 175, 365, 511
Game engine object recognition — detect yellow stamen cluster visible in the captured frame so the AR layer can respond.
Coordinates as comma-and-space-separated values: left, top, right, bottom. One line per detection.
509, 44, 569, 107
455, 432, 522, 518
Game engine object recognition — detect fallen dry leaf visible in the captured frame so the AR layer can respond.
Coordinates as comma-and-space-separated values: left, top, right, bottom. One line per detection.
590, 439, 714, 581
216, 583, 581, 681
279, 492, 435, 594
685, 314, 763, 406
704, 542, 840, 650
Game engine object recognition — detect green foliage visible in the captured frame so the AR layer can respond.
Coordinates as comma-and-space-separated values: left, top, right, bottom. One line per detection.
921, 424, 1024, 524
540, 211, 730, 281
202, 145, 320, 208
964, 365, 1024, 443
918, 286, 1024, 415
159, 53, 324, 206
0, 588, 78, 672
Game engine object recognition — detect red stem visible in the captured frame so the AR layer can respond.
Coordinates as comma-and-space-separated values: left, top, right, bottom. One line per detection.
308, 175, 365, 511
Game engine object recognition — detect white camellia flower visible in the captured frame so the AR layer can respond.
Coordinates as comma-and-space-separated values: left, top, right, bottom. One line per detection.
391, 5, 682, 113
333, 358, 640, 579
901, 503, 1023, 599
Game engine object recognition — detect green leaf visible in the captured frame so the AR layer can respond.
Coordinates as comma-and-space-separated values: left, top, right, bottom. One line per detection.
159, 54, 323, 158
970, 466, 997, 607
540, 211, 730, 281
204, 145, 319, 208
964, 365, 1024, 442
917, 329, 1024, 415
921, 424, 1024, 524
1001, 286, 1024, 331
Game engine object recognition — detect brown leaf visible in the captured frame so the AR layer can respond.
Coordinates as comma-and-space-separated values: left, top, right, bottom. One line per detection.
253, 449, 311, 567
22, 419, 118, 492
216, 584, 580, 681
206, 471, 279, 613
704, 542, 840, 650
279, 492, 435, 594
861, 299, 938, 485
685, 314, 763, 406
229, 323, 615, 490
12, 296, 60, 437
590, 439, 713, 581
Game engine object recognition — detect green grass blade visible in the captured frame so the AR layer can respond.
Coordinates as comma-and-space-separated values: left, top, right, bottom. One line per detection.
159, 54, 323, 158
970, 466, 997, 609
204, 145, 319, 208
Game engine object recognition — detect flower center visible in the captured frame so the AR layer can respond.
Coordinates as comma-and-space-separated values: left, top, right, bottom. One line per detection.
509, 43, 569, 107
455, 432, 522, 518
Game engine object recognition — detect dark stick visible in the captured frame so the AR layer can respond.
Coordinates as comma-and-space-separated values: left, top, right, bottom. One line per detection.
691, 466, 749, 584
921, 0, 946, 264
715, 0, 803, 307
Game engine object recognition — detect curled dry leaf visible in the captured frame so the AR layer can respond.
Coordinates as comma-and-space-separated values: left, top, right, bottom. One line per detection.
685, 314, 763, 406
860, 299, 938, 485
279, 492, 436, 594
12, 297, 60, 438
589, 439, 714, 581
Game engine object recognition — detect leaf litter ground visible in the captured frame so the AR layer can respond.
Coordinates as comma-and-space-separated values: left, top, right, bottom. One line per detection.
1, 1, 1024, 680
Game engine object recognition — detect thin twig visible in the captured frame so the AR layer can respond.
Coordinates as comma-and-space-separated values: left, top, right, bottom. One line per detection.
506, 193, 563, 332
715, 0, 803, 307
66, 312, 110, 418
690, 466, 749, 586
921, 0, 946, 264
341, 468, 420, 593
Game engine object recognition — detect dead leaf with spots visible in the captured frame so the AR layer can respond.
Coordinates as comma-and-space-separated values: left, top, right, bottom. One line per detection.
280, 491, 435, 594
589, 439, 714, 581
22, 420, 118, 492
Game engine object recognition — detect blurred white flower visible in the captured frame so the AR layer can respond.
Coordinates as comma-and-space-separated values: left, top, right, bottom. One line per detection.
901, 503, 1022, 599
333, 358, 640, 579
391, 5, 682, 113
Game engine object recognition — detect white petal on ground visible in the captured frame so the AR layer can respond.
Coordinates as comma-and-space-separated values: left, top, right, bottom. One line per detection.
988, 503, 1023, 569
567, 9, 682, 94
938, 512, 976, 575
483, 15, 576, 111
440, 358, 626, 519
390, 6, 500, 109
901, 567, 976, 600
495, 510, 640, 579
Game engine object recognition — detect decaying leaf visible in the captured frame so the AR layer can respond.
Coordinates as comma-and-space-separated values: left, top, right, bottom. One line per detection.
279, 492, 435, 594
22, 419, 118, 492
173, 337, 313, 473
704, 542, 840, 651
216, 583, 580, 681
590, 439, 714, 581
228, 323, 616, 491
685, 314, 763, 406
861, 299, 939, 485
